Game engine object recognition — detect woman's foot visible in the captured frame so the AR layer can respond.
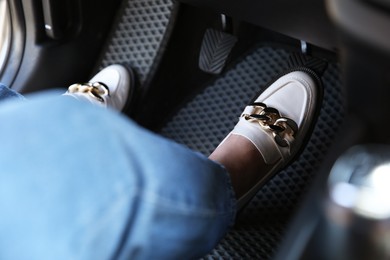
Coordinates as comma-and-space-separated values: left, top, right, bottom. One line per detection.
63, 64, 135, 111
210, 70, 322, 210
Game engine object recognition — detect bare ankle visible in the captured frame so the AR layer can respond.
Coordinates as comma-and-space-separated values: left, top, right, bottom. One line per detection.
209, 135, 269, 198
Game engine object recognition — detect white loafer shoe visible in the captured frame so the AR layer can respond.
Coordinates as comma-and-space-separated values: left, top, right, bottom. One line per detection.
64, 64, 134, 111
231, 69, 322, 210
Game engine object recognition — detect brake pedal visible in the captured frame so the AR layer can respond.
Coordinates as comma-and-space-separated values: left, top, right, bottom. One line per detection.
198, 28, 237, 74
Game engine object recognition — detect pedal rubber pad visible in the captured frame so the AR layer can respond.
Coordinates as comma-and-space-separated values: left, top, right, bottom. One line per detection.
288, 52, 328, 76
199, 28, 237, 74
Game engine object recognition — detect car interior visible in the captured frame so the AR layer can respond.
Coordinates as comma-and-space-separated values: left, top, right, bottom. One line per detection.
1, 0, 390, 258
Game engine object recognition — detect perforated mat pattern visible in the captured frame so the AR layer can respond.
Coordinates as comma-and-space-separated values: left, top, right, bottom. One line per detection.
99, 0, 173, 83
161, 46, 344, 259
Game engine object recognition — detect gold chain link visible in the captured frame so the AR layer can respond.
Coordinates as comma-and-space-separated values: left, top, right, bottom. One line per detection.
242, 102, 298, 147
67, 82, 109, 103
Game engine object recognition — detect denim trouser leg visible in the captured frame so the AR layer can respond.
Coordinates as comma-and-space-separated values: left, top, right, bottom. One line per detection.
0, 84, 25, 101
0, 92, 236, 260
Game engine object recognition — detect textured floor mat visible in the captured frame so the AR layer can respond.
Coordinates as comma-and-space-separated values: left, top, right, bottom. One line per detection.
161, 46, 345, 259
99, 0, 174, 83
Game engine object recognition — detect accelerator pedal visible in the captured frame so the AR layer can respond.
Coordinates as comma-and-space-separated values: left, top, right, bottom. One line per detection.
288, 52, 328, 76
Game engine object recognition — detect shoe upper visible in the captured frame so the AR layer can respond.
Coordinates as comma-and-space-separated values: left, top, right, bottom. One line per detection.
234, 70, 319, 164
252, 71, 318, 132
64, 64, 132, 111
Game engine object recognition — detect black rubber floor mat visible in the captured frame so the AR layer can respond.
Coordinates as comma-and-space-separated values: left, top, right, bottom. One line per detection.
98, 0, 174, 83
160, 46, 345, 259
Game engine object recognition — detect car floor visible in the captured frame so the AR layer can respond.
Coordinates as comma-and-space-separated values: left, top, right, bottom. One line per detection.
96, 0, 345, 258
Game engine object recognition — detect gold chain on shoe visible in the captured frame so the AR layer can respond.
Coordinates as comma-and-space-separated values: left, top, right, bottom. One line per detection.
67, 82, 109, 103
242, 102, 298, 147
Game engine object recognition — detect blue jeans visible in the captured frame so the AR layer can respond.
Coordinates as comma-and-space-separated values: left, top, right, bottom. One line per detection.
0, 84, 25, 100
0, 84, 236, 259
